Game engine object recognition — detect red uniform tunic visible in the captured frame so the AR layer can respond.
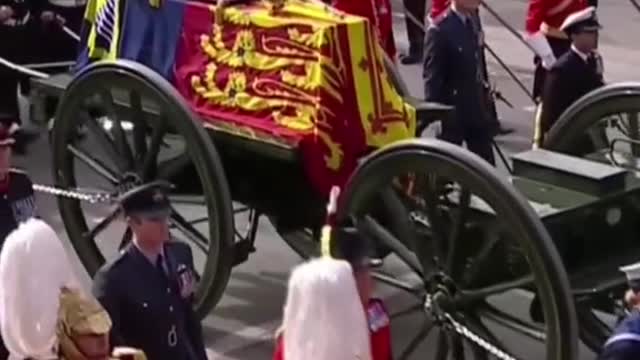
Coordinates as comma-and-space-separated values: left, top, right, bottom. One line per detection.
273, 298, 392, 360
429, 0, 449, 23
332, 0, 397, 59
525, 0, 589, 99
525, 0, 588, 37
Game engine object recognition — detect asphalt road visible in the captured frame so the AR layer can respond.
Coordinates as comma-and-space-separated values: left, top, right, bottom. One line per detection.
10, 1, 640, 359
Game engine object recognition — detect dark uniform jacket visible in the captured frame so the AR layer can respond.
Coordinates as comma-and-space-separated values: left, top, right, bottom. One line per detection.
539, 48, 604, 136
598, 310, 640, 360
0, 168, 36, 243
92, 241, 207, 360
423, 9, 494, 163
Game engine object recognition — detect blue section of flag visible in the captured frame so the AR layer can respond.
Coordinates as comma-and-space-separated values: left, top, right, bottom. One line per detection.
118, 0, 186, 81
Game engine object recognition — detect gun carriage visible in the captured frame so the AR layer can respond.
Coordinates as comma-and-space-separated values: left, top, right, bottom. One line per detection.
17, 0, 640, 358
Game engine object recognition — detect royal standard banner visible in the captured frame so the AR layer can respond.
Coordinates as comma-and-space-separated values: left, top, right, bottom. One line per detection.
76, 0, 416, 196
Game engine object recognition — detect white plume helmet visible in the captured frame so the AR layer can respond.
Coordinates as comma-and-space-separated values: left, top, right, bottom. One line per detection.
0, 218, 80, 360
282, 257, 372, 360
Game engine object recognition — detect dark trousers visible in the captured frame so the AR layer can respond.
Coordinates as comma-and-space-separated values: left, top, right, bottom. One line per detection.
439, 123, 496, 166
532, 36, 571, 100
0, 24, 35, 127
403, 0, 426, 54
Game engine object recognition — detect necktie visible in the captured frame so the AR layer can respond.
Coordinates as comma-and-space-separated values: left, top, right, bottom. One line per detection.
156, 254, 168, 285
464, 18, 482, 78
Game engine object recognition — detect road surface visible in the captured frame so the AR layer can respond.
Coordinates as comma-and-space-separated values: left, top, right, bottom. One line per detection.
11, 0, 640, 359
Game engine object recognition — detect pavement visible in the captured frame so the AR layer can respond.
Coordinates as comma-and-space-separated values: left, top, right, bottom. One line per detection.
10, 0, 640, 359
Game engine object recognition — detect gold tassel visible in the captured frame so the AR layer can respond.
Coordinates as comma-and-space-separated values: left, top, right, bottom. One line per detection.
320, 186, 341, 258
532, 101, 544, 149
320, 224, 332, 257
149, 0, 161, 8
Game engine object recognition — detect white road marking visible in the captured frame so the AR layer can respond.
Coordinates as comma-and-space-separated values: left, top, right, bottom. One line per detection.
205, 318, 281, 357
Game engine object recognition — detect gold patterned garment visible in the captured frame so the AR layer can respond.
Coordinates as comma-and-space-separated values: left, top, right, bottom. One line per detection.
173, 0, 416, 195
57, 288, 147, 360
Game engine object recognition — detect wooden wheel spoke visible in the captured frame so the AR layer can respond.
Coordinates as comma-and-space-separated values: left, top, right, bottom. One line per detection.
362, 215, 423, 277
85, 207, 121, 240
462, 227, 502, 287
420, 175, 449, 261
576, 306, 612, 352
445, 188, 471, 273
67, 144, 119, 184
170, 208, 208, 253
398, 320, 435, 360
142, 119, 168, 180
98, 89, 135, 169
82, 111, 129, 173
169, 195, 207, 206
390, 303, 423, 319
477, 303, 547, 343
586, 125, 609, 150
129, 90, 148, 165
157, 153, 191, 182
435, 330, 449, 360
448, 332, 465, 360
380, 188, 420, 252
456, 274, 534, 305
372, 272, 423, 299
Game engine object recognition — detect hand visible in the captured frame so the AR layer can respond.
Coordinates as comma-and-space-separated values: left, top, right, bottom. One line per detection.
541, 54, 556, 70
55, 14, 66, 25
0, 5, 14, 23
40, 10, 56, 23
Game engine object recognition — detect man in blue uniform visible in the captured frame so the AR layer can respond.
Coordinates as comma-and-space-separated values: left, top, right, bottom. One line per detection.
423, 0, 495, 165
536, 6, 604, 145
598, 262, 640, 359
92, 181, 207, 360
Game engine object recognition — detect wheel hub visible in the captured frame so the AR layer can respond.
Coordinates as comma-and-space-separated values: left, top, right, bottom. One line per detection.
116, 172, 143, 195
424, 272, 458, 323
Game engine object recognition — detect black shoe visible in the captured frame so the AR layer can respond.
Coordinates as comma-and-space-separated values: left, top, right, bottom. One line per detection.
399, 50, 423, 65
11, 128, 40, 155
497, 126, 515, 135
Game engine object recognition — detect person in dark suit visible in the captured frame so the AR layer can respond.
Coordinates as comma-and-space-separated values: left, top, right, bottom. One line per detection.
92, 181, 207, 360
400, 0, 425, 64
1, 0, 54, 154
536, 6, 604, 145
423, 0, 495, 165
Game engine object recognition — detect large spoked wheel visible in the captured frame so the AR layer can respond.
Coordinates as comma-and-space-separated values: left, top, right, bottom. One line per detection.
336, 139, 578, 360
544, 83, 640, 352
545, 82, 640, 159
52, 60, 235, 318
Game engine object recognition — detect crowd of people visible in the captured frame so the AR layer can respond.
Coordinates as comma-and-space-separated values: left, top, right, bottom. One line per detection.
0, 0, 639, 359
0, 124, 393, 359
0, 0, 85, 153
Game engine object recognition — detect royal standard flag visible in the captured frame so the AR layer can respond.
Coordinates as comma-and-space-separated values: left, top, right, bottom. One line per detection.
75, 0, 123, 70
75, 0, 416, 196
